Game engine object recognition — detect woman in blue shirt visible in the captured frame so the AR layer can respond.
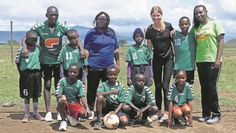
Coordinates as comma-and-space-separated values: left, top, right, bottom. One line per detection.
84, 11, 120, 109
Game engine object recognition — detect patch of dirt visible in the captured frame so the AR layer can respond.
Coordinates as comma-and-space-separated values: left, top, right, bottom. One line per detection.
0, 105, 236, 133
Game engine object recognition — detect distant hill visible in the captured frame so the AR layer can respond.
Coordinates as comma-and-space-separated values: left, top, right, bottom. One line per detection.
0, 25, 133, 44
225, 39, 236, 48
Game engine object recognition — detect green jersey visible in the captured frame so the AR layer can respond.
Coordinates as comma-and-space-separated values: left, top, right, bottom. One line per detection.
15, 47, 41, 71
126, 44, 153, 65
97, 81, 126, 105
58, 44, 86, 70
174, 31, 196, 71
167, 82, 194, 106
32, 21, 70, 64
193, 19, 224, 62
125, 85, 155, 106
56, 78, 85, 103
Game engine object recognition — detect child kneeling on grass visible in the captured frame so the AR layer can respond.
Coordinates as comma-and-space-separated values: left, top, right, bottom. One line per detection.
56, 63, 93, 131
167, 70, 194, 127
94, 66, 128, 130
15, 30, 44, 122
123, 73, 158, 128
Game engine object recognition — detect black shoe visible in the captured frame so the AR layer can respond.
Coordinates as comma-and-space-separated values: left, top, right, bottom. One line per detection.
143, 121, 153, 128
129, 119, 138, 126
94, 120, 102, 130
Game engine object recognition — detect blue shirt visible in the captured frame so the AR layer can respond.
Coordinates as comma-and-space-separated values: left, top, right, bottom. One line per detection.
84, 27, 118, 68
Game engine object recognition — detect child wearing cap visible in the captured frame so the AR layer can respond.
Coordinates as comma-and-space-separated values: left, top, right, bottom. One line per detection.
125, 28, 153, 87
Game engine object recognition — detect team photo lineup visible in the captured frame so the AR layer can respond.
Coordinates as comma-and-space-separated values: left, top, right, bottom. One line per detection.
14, 3, 224, 131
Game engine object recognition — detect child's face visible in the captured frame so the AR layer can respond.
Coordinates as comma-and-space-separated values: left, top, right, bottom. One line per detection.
106, 68, 118, 84
176, 71, 187, 87
134, 33, 143, 45
179, 18, 190, 33
67, 32, 78, 46
135, 74, 145, 90
68, 65, 79, 82
25, 36, 37, 49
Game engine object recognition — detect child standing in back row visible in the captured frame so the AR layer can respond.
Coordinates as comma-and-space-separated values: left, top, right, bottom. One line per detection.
173, 16, 196, 85
58, 29, 87, 83
15, 30, 44, 122
126, 28, 153, 87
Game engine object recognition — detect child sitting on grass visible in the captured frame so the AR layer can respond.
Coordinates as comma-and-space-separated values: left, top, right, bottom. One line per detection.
94, 66, 128, 130
123, 73, 158, 128
167, 70, 194, 127
56, 63, 92, 131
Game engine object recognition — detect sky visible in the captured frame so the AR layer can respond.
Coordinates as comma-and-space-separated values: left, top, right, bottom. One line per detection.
0, 0, 236, 39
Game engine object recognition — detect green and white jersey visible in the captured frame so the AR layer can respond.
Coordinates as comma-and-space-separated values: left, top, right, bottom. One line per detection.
174, 31, 196, 71
193, 19, 224, 62
125, 85, 155, 106
167, 82, 194, 106
126, 44, 153, 65
58, 44, 86, 70
15, 47, 41, 71
97, 81, 126, 105
56, 78, 85, 103
32, 20, 70, 64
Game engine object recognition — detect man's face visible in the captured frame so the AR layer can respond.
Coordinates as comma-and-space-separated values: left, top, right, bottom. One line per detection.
46, 7, 59, 27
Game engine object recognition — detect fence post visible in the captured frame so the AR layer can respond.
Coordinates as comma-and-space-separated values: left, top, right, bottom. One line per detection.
10, 20, 13, 64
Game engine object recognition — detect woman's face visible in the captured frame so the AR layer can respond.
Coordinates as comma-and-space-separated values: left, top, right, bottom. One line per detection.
194, 6, 208, 23
96, 14, 108, 28
151, 11, 162, 24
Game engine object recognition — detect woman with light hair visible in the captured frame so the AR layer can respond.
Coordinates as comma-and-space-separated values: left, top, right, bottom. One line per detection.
145, 5, 175, 123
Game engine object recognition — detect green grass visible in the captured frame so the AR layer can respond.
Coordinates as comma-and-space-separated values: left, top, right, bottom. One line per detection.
0, 45, 236, 111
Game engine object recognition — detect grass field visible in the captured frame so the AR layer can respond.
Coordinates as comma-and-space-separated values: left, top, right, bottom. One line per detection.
0, 44, 236, 111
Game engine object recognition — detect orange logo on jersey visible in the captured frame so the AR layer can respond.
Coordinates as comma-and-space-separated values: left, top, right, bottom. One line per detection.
45, 38, 60, 48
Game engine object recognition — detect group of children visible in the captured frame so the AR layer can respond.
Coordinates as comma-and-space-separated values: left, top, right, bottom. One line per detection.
15, 16, 195, 131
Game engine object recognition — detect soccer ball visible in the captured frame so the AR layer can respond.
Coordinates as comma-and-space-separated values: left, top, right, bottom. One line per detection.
103, 112, 120, 129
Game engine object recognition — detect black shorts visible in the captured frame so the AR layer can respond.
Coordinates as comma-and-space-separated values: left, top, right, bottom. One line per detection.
41, 64, 60, 80
102, 102, 119, 115
19, 70, 42, 98
173, 70, 195, 84
129, 103, 149, 119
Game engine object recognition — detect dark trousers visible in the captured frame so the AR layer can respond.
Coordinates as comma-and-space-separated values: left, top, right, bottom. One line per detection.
197, 62, 221, 117
153, 56, 173, 111
87, 67, 107, 107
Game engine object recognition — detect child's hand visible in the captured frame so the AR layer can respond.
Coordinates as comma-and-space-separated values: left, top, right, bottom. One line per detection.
58, 95, 66, 103
135, 110, 143, 120
22, 48, 29, 58
80, 49, 86, 59
188, 116, 193, 127
170, 29, 176, 38
127, 79, 133, 86
111, 89, 119, 95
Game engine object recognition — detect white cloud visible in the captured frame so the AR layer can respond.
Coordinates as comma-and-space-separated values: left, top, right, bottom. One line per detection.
219, 0, 236, 13
0, 0, 235, 39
